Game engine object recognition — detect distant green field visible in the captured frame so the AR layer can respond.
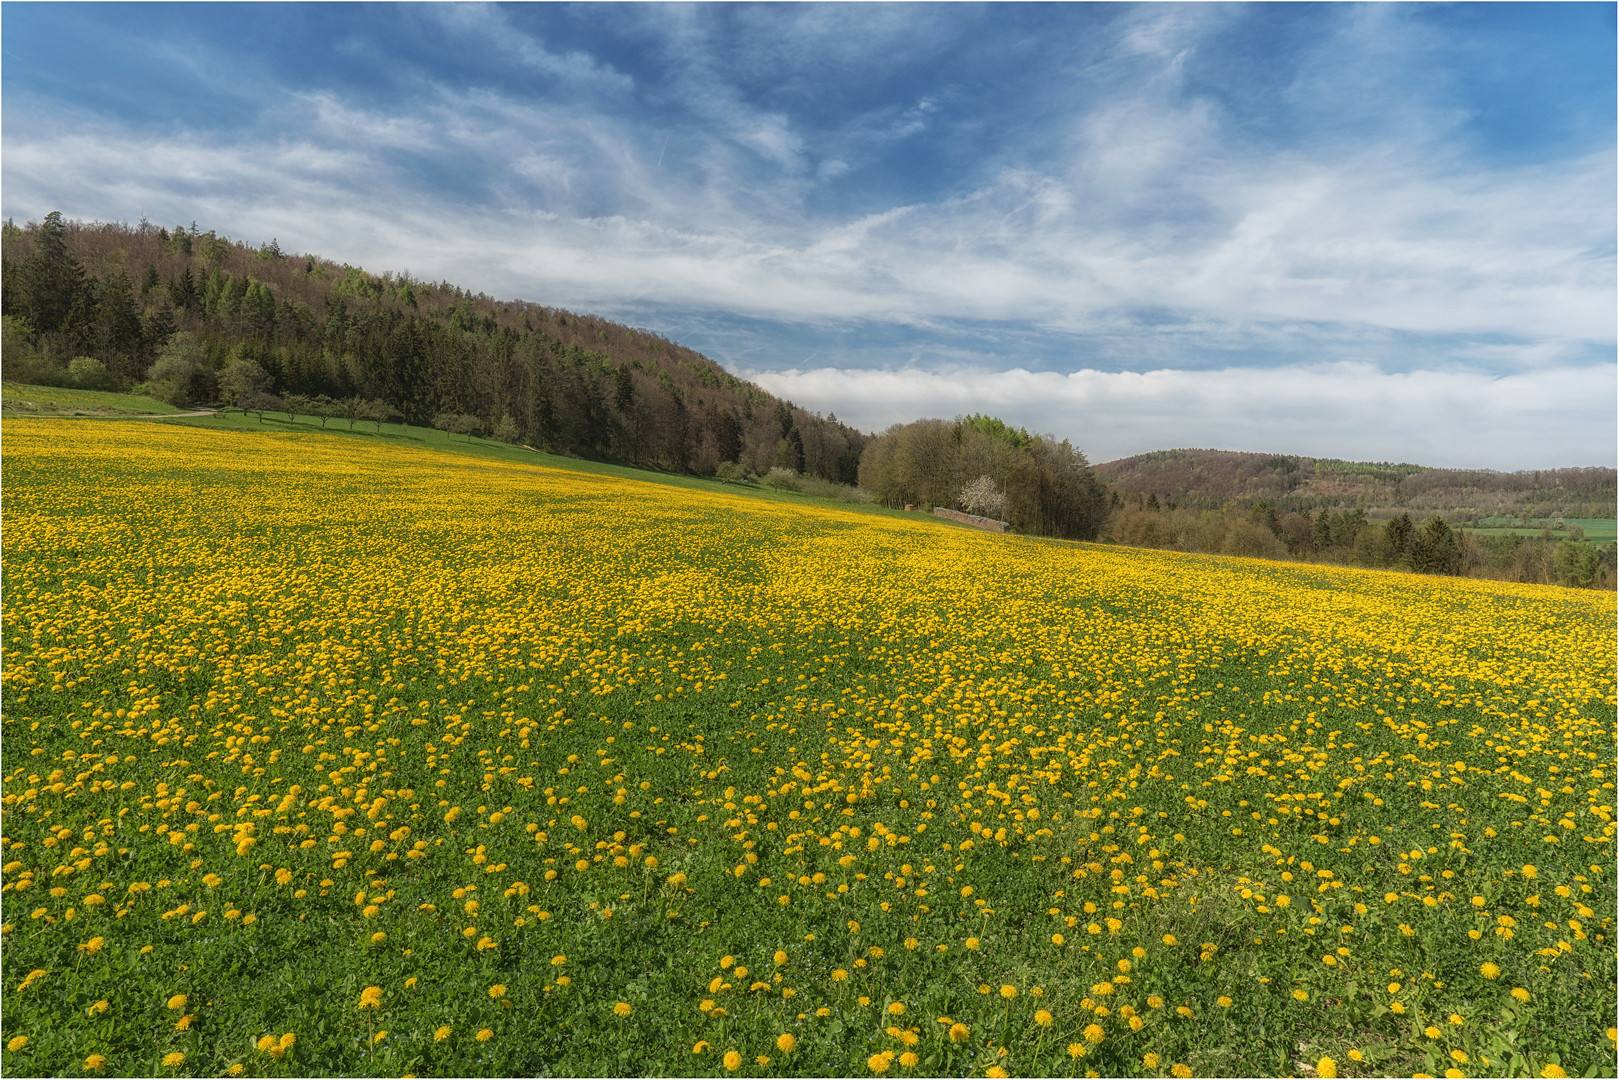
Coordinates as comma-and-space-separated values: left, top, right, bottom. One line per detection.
1465, 516, 1616, 543
0, 383, 186, 416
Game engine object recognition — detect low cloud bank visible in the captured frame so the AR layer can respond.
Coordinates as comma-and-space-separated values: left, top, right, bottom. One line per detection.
743, 362, 1617, 470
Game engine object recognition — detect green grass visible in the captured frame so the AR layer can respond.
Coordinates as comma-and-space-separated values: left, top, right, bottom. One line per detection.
0, 383, 189, 417
1463, 518, 1612, 544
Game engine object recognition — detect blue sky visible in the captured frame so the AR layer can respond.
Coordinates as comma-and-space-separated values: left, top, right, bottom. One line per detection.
3, 2, 1614, 467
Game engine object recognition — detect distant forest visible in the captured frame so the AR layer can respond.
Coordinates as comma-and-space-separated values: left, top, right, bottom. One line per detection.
1095, 448, 1616, 522
1, 212, 1612, 580
1096, 450, 1616, 588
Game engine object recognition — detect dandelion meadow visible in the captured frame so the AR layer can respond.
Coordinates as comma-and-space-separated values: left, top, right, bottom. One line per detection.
2, 420, 1614, 1077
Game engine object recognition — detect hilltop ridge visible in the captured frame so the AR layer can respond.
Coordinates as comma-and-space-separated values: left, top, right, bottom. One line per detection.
1095, 447, 1615, 522
1, 213, 867, 483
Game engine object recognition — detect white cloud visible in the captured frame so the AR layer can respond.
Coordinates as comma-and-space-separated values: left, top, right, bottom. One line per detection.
4, 86, 1609, 352
741, 362, 1618, 470
2, 5, 1610, 468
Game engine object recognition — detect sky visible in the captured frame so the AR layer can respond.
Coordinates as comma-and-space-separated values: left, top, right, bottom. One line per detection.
3, 2, 1614, 468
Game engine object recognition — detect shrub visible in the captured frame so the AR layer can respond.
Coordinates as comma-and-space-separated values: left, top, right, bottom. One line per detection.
144, 333, 215, 406
217, 355, 272, 405
761, 467, 803, 492
67, 356, 110, 389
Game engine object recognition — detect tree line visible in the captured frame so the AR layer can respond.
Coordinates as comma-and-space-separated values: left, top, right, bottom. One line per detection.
1094, 448, 1616, 522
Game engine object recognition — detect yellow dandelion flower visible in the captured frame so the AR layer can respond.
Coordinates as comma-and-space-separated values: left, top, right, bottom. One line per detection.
166, 994, 188, 1011
949, 1023, 970, 1044
1318, 1057, 1338, 1078
1144, 1052, 1161, 1068
776, 1033, 796, 1053
868, 1053, 890, 1074
6, 1036, 29, 1052
1035, 1009, 1054, 1026
614, 1002, 632, 1018
476, 1029, 493, 1042
162, 1052, 185, 1068
85, 1054, 107, 1070
724, 1049, 744, 1071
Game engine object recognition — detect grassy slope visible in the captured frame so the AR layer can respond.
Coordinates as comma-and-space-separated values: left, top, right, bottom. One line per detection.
1, 382, 187, 417
161, 409, 976, 530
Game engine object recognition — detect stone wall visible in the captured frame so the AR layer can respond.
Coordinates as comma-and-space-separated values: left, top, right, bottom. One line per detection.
932, 507, 1009, 533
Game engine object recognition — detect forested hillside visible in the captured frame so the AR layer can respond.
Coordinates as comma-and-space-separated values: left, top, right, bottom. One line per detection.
0, 213, 866, 481
1095, 448, 1616, 522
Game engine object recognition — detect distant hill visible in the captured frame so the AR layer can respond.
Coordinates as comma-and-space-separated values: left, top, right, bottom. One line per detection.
1, 212, 867, 483
1093, 449, 1616, 523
